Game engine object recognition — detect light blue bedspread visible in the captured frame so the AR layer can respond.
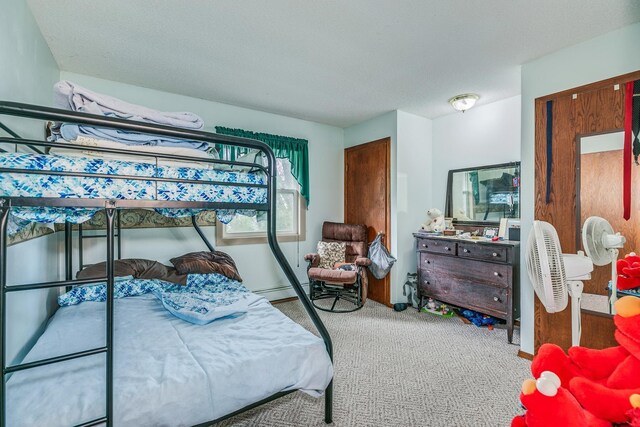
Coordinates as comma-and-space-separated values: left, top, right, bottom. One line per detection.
52, 80, 209, 150
6, 283, 333, 426
58, 274, 261, 324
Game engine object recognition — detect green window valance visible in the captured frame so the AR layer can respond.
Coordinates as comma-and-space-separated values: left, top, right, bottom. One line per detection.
215, 126, 310, 207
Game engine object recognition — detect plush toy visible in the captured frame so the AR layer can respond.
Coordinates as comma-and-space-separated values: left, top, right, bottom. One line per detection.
511, 371, 611, 427
421, 208, 445, 232
617, 252, 640, 291
526, 296, 640, 424
629, 394, 640, 427
455, 208, 472, 222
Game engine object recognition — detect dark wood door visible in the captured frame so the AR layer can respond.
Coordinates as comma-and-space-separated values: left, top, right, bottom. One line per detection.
344, 138, 391, 306
533, 70, 640, 352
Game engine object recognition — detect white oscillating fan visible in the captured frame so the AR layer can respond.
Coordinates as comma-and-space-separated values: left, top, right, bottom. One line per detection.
527, 221, 593, 346
582, 216, 626, 314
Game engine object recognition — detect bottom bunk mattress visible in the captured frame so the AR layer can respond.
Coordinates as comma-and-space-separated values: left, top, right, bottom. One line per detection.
6, 293, 333, 426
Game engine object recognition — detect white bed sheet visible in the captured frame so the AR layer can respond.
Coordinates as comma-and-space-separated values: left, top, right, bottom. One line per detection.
6, 294, 333, 427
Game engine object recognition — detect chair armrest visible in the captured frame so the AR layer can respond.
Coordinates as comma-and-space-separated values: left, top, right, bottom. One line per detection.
304, 253, 320, 267
355, 257, 371, 267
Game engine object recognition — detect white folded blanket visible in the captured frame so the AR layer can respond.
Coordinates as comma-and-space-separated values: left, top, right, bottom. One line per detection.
49, 135, 219, 169
54, 80, 204, 130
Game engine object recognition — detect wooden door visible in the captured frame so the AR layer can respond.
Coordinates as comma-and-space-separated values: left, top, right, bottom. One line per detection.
344, 138, 391, 306
533, 70, 640, 352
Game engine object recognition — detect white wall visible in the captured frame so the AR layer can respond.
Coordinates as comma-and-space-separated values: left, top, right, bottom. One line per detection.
396, 111, 432, 299
61, 72, 345, 298
431, 96, 521, 210
520, 22, 640, 354
1, 0, 61, 364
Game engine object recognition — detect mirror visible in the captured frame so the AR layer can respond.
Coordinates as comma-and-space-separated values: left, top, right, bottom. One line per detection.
446, 162, 520, 225
577, 131, 635, 315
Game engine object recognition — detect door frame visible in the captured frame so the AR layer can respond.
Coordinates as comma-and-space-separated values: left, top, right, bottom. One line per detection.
344, 137, 392, 306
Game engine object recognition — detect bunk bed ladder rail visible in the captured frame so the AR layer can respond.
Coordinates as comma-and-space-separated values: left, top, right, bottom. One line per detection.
0, 204, 116, 427
77, 210, 123, 272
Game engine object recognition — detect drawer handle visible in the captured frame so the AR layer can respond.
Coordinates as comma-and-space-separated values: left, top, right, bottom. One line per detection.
445, 246, 450, 251
494, 272, 500, 277
463, 248, 469, 253
493, 296, 501, 302
422, 244, 428, 248
425, 281, 431, 285
424, 260, 430, 264
492, 252, 498, 257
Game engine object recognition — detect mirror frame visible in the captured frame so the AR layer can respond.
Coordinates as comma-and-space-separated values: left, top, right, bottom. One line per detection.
445, 161, 521, 227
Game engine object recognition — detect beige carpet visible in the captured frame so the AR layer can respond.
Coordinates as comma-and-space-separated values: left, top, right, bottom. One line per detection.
217, 300, 530, 427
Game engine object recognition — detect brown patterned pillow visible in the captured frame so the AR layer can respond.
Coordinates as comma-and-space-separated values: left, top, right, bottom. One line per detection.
170, 251, 242, 282
77, 259, 188, 285
317, 241, 346, 269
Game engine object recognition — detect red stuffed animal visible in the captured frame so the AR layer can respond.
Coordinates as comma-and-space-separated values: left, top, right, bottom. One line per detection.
617, 253, 640, 291
511, 372, 611, 427
524, 296, 640, 424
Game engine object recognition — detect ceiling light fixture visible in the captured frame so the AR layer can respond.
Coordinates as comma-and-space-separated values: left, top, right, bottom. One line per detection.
448, 93, 480, 113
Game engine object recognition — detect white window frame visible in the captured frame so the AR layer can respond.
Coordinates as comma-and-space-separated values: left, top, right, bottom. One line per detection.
215, 189, 306, 245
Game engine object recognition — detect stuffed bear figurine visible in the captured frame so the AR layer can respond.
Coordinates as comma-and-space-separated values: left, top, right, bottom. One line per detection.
520, 296, 640, 424
511, 371, 611, 427
421, 208, 445, 232
617, 252, 640, 291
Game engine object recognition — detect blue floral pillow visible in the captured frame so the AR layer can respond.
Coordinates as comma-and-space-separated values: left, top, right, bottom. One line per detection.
58, 276, 158, 306
186, 273, 248, 293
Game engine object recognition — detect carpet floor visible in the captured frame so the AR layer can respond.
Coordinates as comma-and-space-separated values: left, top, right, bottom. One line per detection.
217, 300, 530, 427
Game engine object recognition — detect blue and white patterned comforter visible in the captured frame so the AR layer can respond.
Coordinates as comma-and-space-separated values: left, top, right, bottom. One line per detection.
0, 153, 267, 228
58, 273, 262, 324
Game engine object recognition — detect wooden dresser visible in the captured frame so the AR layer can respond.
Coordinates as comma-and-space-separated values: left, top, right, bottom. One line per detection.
413, 232, 520, 343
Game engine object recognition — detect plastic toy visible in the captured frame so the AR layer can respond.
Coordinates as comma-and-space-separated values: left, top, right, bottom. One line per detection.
460, 309, 497, 328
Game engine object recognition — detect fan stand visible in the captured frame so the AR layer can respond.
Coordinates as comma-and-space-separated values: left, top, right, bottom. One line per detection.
609, 248, 619, 315
567, 280, 584, 347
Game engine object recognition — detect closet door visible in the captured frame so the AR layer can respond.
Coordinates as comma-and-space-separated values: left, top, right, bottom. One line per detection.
344, 137, 391, 306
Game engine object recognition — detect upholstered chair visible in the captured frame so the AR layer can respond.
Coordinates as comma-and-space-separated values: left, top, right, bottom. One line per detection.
305, 221, 371, 312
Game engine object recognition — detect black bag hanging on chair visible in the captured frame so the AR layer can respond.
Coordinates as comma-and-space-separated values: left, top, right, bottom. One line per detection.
367, 232, 396, 279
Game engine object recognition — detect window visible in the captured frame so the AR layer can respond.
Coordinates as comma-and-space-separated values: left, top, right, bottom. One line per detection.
216, 157, 306, 245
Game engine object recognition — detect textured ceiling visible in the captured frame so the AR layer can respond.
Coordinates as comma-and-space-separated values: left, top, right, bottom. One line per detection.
26, 0, 640, 127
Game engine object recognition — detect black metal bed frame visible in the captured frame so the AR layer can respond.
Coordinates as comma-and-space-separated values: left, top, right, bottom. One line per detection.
0, 101, 333, 427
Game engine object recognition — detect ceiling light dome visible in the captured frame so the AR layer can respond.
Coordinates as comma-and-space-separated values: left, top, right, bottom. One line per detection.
448, 93, 480, 112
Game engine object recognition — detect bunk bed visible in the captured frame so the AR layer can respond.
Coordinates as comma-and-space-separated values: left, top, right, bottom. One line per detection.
0, 101, 334, 426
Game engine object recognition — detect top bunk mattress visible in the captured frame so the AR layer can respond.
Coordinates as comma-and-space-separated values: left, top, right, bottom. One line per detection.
0, 152, 267, 226
6, 293, 333, 426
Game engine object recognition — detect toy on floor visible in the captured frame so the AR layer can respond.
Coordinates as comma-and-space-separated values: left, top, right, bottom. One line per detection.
460, 309, 497, 329
421, 298, 455, 317
515, 296, 640, 425
510, 371, 611, 427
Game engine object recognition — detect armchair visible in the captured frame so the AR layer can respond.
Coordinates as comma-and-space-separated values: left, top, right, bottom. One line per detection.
306, 221, 371, 312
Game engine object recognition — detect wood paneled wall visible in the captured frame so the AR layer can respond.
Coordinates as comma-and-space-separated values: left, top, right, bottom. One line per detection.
534, 70, 640, 352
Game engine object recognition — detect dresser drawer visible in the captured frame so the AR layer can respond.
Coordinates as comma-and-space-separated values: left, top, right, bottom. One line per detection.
418, 252, 439, 270
458, 242, 509, 263
433, 256, 512, 288
420, 276, 509, 318
416, 238, 456, 255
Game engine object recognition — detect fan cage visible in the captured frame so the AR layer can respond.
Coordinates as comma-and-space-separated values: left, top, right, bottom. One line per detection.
527, 221, 568, 313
